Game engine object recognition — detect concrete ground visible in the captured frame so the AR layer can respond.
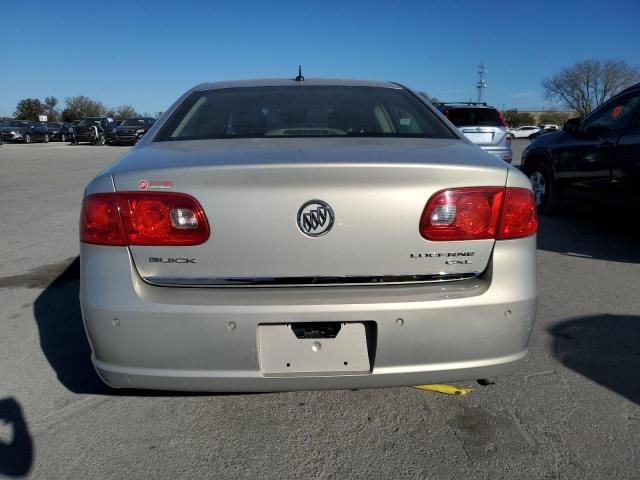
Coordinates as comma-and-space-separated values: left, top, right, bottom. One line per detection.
0, 141, 639, 479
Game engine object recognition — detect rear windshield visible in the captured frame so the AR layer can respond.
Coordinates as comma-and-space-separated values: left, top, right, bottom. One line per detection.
79, 118, 102, 126
155, 86, 456, 141
122, 118, 146, 126
444, 108, 503, 127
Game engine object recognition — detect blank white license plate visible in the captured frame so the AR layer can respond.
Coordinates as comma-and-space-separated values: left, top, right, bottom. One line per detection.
258, 323, 370, 375
463, 132, 493, 143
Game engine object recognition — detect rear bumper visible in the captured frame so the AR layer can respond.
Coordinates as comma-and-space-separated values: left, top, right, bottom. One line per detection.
480, 146, 513, 163
80, 236, 537, 392
113, 134, 138, 144
1, 133, 23, 141
74, 133, 92, 141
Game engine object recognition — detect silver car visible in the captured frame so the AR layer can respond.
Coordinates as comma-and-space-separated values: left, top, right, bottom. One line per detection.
80, 78, 538, 392
435, 102, 513, 163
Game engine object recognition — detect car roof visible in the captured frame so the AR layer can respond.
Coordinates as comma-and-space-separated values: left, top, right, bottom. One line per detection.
434, 103, 497, 110
193, 77, 402, 91
617, 82, 640, 96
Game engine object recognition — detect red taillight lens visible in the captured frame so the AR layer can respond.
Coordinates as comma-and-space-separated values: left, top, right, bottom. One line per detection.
498, 110, 509, 128
80, 192, 210, 246
497, 188, 537, 239
80, 194, 127, 245
420, 187, 504, 241
420, 187, 537, 241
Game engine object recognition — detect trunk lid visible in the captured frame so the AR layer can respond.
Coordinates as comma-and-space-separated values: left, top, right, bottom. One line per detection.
459, 126, 506, 146
111, 138, 508, 286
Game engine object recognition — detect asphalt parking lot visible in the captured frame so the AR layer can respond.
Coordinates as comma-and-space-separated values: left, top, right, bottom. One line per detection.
1, 141, 639, 479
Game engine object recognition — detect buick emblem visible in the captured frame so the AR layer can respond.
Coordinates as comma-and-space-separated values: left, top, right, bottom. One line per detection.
297, 200, 334, 237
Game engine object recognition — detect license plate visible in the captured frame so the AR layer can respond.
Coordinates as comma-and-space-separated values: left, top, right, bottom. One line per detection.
258, 323, 370, 375
462, 132, 493, 143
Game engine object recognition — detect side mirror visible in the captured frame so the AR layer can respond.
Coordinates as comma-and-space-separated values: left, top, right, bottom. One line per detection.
563, 117, 581, 135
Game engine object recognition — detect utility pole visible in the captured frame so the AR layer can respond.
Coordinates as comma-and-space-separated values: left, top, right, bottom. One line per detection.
476, 61, 487, 104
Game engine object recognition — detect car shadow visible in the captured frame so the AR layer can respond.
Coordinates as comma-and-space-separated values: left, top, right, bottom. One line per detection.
549, 314, 640, 405
537, 198, 640, 264
0, 397, 33, 478
32, 257, 110, 395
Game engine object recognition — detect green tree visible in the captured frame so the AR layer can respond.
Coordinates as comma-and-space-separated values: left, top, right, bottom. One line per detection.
538, 111, 572, 126
542, 59, 640, 118
13, 98, 45, 120
61, 96, 106, 122
106, 105, 140, 120
503, 109, 535, 127
43, 96, 59, 121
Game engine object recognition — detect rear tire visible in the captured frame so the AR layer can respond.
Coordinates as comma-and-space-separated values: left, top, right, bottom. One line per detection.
526, 162, 559, 214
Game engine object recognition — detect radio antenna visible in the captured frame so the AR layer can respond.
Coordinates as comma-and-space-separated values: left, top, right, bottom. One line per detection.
295, 65, 304, 82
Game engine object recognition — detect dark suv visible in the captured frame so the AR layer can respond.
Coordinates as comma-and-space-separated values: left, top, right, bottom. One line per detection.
108, 117, 156, 145
435, 102, 512, 163
522, 83, 640, 213
71, 117, 118, 145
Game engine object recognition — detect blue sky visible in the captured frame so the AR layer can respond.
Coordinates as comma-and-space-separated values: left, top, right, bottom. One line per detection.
1, 0, 639, 117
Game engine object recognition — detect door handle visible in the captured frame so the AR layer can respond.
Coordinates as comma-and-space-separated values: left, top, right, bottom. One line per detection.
597, 141, 615, 148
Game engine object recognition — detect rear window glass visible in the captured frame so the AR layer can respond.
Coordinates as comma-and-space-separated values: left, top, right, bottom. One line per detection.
122, 118, 146, 126
154, 86, 455, 141
444, 108, 503, 127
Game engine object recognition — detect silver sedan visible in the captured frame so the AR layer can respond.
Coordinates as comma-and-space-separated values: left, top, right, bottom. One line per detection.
79, 78, 538, 392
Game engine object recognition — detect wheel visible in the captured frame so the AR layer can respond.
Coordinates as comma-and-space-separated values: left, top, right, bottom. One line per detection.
44, 134, 49, 143
526, 162, 559, 213
24, 134, 31, 144
97, 133, 106, 146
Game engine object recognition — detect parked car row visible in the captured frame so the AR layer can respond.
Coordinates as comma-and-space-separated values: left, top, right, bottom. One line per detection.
0, 116, 156, 146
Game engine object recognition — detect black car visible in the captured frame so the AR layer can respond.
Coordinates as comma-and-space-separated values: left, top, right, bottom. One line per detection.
61, 121, 79, 141
71, 117, 117, 145
528, 127, 557, 141
46, 122, 72, 142
522, 83, 640, 213
0, 120, 50, 143
107, 117, 156, 145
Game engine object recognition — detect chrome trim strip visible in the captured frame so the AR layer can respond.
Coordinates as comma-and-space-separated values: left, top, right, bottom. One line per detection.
141, 273, 480, 288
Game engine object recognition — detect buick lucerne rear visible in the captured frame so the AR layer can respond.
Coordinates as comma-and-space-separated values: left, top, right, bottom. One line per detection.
79, 78, 538, 392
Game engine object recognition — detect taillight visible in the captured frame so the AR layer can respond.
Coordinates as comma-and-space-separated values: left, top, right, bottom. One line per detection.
420, 187, 537, 241
80, 194, 127, 246
80, 192, 210, 246
498, 110, 509, 128
496, 188, 537, 240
